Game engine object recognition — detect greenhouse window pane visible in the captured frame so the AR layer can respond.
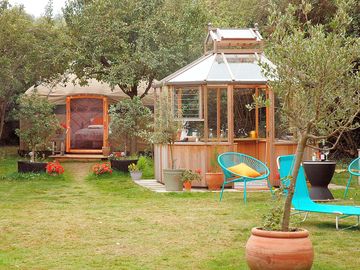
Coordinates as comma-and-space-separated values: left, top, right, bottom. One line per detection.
174, 88, 201, 119
234, 88, 256, 138
207, 54, 232, 81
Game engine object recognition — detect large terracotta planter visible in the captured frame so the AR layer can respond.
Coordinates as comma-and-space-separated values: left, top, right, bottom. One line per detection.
163, 169, 184, 191
18, 161, 47, 173
205, 172, 234, 190
246, 227, 314, 270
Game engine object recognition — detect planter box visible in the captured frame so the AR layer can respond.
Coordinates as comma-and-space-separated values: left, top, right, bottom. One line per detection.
18, 161, 47, 173
110, 159, 138, 172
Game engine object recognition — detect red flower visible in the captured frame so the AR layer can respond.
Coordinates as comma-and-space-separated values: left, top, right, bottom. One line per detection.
46, 161, 64, 176
195, 168, 202, 175
92, 162, 112, 176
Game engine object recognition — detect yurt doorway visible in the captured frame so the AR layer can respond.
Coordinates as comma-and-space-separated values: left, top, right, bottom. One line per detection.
66, 95, 109, 153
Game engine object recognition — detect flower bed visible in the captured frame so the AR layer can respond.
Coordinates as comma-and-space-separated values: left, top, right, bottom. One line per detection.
92, 163, 113, 175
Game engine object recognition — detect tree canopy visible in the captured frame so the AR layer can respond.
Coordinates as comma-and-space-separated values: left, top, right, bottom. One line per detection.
0, 1, 70, 140
264, 0, 360, 231
63, 0, 207, 99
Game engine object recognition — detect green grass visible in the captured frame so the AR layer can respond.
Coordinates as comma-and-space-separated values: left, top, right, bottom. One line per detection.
1, 147, 360, 269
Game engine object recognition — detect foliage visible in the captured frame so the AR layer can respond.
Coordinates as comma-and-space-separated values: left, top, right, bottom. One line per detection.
262, 189, 284, 231
264, 0, 360, 231
46, 161, 65, 176
142, 93, 182, 169
209, 147, 220, 173
63, 0, 207, 99
136, 156, 148, 171
109, 96, 152, 153
0, 3, 71, 141
15, 93, 61, 162
128, 163, 139, 172
128, 156, 151, 173
180, 169, 201, 183
92, 162, 113, 176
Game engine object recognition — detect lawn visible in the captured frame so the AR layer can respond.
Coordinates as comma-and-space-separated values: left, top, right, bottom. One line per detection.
1, 147, 360, 270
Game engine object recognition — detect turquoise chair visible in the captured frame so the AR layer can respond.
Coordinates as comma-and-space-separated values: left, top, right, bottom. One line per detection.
278, 155, 360, 230
344, 157, 360, 198
217, 152, 270, 203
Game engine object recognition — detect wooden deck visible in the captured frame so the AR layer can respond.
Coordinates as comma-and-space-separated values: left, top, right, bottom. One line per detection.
49, 154, 108, 162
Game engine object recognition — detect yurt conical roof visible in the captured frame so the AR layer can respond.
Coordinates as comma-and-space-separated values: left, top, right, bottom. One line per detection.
25, 74, 154, 106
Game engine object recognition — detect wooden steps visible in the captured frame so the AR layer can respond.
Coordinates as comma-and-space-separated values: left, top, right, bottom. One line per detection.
49, 154, 108, 162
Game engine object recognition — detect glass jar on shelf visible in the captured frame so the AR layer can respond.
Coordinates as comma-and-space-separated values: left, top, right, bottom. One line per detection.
209, 128, 214, 139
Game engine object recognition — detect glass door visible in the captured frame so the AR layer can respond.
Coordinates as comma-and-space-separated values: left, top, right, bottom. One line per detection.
66, 97, 106, 152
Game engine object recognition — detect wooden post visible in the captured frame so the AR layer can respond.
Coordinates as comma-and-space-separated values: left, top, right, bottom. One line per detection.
65, 96, 70, 153
217, 88, 221, 141
103, 97, 109, 147
203, 85, 208, 142
227, 85, 234, 144
358, 149, 360, 185
267, 86, 277, 185
255, 88, 259, 159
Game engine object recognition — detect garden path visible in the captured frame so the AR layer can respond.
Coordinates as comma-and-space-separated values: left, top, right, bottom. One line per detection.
62, 162, 93, 182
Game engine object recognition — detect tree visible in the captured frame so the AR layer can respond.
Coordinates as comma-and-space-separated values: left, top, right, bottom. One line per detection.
0, 3, 71, 141
143, 93, 183, 169
109, 97, 152, 154
264, 0, 360, 231
63, 0, 207, 99
15, 93, 61, 162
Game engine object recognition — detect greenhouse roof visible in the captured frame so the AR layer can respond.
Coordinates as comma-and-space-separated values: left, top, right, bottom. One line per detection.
156, 52, 275, 86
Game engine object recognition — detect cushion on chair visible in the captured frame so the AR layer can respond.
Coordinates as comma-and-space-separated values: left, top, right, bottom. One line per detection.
227, 163, 261, 177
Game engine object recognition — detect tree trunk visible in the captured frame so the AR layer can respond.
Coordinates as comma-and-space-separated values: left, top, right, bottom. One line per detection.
0, 102, 6, 142
31, 146, 36, 163
281, 132, 308, 231
169, 143, 175, 169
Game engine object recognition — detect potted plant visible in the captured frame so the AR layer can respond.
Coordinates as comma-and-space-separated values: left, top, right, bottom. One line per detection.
205, 148, 233, 190
127, 156, 147, 180
128, 163, 142, 180
245, 2, 360, 269
205, 148, 223, 190
181, 169, 201, 191
142, 93, 184, 191
15, 93, 62, 173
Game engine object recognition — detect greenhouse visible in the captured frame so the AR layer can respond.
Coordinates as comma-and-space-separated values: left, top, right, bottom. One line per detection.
153, 27, 310, 187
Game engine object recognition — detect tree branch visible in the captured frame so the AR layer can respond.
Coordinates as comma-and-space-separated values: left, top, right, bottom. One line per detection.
140, 77, 154, 99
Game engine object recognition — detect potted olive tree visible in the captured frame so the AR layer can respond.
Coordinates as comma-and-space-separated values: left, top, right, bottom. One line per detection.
245, 2, 360, 270
109, 96, 152, 172
15, 93, 61, 173
143, 93, 184, 191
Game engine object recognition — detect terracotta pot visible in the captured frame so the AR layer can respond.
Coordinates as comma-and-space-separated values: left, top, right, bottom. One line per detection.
102, 146, 111, 156
205, 172, 223, 190
205, 172, 234, 190
246, 227, 314, 270
183, 181, 192, 191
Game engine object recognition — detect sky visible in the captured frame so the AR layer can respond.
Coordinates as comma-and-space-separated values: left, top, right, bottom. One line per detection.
9, 0, 67, 17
